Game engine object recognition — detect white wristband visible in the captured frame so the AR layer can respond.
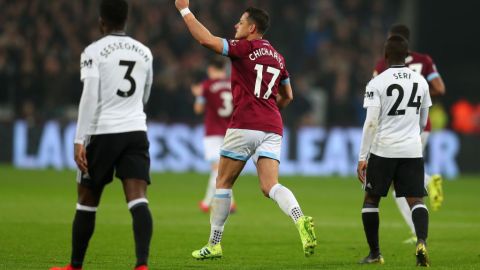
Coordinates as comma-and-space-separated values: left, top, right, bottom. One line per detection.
180, 8, 191, 17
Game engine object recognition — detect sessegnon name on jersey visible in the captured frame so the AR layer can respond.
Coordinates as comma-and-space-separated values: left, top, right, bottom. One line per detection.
249, 47, 284, 69
100, 42, 150, 62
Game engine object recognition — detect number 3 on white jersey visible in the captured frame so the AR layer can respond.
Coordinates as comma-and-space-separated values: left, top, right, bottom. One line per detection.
254, 64, 280, 99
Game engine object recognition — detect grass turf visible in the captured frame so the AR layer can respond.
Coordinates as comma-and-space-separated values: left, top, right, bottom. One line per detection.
0, 166, 479, 269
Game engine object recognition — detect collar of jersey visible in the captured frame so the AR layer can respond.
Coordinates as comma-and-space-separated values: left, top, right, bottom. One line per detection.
389, 64, 407, 68
108, 32, 127, 37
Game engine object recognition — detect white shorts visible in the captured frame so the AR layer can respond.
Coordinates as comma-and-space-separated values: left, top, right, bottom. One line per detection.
204, 136, 224, 162
220, 128, 282, 163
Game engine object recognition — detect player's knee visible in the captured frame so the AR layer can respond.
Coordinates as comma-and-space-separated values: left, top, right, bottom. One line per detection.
363, 194, 380, 207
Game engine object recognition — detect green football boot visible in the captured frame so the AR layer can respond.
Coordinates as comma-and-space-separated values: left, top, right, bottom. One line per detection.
192, 243, 222, 260
296, 216, 317, 257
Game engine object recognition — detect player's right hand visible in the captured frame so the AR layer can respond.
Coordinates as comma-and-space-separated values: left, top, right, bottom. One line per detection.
357, 160, 367, 184
74, 143, 88, 173
191, 83, 202, 97
175, 0, 189, 11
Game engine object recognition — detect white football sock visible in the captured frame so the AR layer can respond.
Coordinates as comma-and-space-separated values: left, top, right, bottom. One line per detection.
268, 184, 303, 223
202, 169, 218, 206
209, 189, 232, 245
392, 191, 416, 235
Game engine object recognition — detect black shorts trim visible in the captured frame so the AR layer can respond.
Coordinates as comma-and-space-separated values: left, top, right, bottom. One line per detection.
365, 153, 426, 197
78, 131, 150, 190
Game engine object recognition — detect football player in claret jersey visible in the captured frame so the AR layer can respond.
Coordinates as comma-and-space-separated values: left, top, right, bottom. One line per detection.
191, 57, 236, 213
357, 35, 432, 266
175, 0, 316, 259
50, 1, 153, 270
374, 24, 446, 244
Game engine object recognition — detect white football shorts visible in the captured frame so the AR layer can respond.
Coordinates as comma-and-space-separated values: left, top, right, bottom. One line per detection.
220, 128, 282, 163
203, 135, 224, 162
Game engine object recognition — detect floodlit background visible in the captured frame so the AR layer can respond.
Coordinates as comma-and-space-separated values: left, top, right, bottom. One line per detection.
0, 1, 479, 269
1, 0, 479, 176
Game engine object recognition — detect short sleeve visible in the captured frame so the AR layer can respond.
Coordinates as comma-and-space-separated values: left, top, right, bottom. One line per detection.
424, 55, 440, 81
280, 66, 290, 85
223, 39, 251, 58
80, 50, 99, 81
421, 81, 432, 108
363, 82, 381, 108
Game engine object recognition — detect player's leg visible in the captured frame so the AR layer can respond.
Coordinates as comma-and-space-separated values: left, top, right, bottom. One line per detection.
406, 197, 430, 267
359, 193, 384, 264
253, 132, 316, 257
193, 129, 252, 259
201, 136, 236, 213
192, 156, 246, 259
256, 156, 317, 257
395, 158, 430, 267
392, 191, 417, 244
421, 131, 444, 210
122, 179, 152, 269
359, 154, 394, 264
199, 161, 219, 212
115, 131, 153, 269
50, 183, 104, 270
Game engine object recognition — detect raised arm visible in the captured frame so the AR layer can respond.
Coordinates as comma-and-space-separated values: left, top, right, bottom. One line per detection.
429, 77, 445, 96
175, 0, 224, 54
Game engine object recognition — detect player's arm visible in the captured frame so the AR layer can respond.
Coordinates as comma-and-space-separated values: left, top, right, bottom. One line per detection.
191, 83, 205, 114
357, 106, 380, 184
419, 107, 429, 131
143, 59, 153, 105
74, 77, 100, 172
429, 77, 445, 96
277, 81, 293, 109
175, 0, 224, 54
425, 55, 446, 96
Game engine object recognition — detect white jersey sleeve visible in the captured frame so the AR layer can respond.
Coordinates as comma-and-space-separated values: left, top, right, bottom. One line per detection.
421, 80, 432, 108
80, 49, 100, 81
363, 81, 381, 108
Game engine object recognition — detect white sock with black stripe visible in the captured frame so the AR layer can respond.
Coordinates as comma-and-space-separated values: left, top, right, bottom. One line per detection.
209, 189, 232, 245
269, 184, 304, 223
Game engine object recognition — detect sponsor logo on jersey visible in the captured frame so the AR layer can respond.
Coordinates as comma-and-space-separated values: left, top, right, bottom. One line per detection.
81, 59, 93, 69
365, 91, 374, 99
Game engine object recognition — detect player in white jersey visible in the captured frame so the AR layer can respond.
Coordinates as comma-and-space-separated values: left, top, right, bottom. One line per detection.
51, 1, 153, 270
357, 35, 432, 267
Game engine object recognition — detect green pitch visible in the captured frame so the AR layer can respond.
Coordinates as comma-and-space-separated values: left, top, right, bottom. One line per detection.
0, 166, 479, 269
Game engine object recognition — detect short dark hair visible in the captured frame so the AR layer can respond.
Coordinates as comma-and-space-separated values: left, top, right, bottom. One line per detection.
208, 56, 226, 70
245, 7, 270, 35
385, 35, 409, 63
389, 24, 410, 41
100, 0, 128, 30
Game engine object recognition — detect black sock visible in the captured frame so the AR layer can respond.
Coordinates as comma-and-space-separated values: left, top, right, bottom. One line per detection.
412, 205, 429, 243
71, 210, 96, 268
130, 203, 153, 267
362, 204, 380, 256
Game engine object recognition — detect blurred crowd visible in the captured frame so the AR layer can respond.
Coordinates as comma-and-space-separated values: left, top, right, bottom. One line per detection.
0, 0, 400, 128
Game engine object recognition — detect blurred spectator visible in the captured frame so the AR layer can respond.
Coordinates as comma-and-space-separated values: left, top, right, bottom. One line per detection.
0, 0, 400, 127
